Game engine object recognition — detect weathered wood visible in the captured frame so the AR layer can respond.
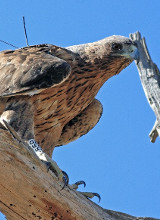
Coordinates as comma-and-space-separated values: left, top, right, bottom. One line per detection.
130, 32, 160, 142
0, 126, 107, 220
0, 125, 159, 219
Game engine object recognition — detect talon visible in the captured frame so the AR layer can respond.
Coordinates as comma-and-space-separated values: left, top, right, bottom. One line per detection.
27, 139, 68, 188
74, 180, 86, 188
43, 161, 52, 172
81, 192, 101, 203
43, 161, 57, 174
92, 193, 101, 203
61, 171, 69, 190
70, 180, 86, 190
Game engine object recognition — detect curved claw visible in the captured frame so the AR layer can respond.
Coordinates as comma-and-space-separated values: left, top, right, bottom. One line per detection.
43, 161, 52, 172
74, 181, 86, 188
43, 162, 69, 189
61, 171, 69, 190
92, 193, 101, 203
43, 161, 59, 175
70, 180, 86, 190
81, 192, 101, 203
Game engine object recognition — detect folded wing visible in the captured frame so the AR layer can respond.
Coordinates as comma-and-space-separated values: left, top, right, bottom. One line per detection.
0, 44, 71, 97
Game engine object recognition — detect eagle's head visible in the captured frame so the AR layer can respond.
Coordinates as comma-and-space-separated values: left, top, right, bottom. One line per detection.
102, 35, 138, 60
85, 35, 139, 79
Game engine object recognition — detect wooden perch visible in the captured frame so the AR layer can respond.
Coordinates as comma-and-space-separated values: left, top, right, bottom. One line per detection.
0, 32, 160, 219
130, 32, 160, 143
0, 122, 159, 219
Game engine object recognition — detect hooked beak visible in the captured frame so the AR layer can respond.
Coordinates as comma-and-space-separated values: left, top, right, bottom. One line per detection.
129, 45, 139, 60
122, 44, 139, 61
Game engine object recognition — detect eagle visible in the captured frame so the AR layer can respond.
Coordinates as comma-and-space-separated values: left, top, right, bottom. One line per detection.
0, 35, 138, 188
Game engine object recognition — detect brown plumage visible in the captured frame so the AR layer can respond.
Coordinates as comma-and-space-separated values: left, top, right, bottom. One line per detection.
0, 36, 137, 160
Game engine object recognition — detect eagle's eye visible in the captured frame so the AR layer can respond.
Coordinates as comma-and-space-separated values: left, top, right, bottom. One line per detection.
112, 43, 123, 51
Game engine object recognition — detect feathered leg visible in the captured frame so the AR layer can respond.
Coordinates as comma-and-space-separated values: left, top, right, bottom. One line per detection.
0, 97, 68, 187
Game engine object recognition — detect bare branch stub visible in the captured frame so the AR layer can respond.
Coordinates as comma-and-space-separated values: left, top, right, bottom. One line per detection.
130, 32, 160, 142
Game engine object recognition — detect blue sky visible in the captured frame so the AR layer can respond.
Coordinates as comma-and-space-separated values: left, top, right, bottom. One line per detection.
0, 0, 160, 219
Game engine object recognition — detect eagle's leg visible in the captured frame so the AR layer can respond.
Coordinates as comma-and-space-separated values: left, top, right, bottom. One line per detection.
57, 98, 103, 146
57, 99, 103, 201
0, 98, 35, 140
27, 139, 68, 186
0, 97, 68, 186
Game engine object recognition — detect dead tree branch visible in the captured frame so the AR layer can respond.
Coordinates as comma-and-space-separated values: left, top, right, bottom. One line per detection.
130, 32, 160, 143
0, 125, 159, 219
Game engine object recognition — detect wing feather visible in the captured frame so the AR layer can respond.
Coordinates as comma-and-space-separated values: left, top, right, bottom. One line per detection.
0, 44, 71, 97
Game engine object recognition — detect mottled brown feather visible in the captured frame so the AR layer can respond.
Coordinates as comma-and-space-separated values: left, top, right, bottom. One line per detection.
0, 36, 136, 156
0, 45, 71, 96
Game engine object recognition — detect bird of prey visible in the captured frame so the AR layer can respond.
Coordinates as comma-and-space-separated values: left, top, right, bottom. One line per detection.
0, 35, 138, 187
